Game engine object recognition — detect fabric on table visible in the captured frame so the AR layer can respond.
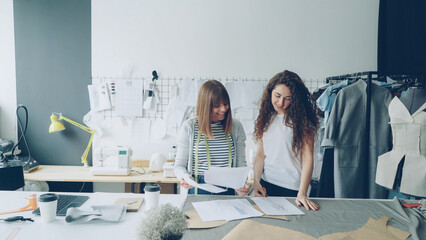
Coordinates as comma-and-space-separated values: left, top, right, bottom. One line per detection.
222, 216, 410, 240
65, 204, 126, 223
182, 196, 424, 240
318, 216, 410, 240
222, 219, 315, 240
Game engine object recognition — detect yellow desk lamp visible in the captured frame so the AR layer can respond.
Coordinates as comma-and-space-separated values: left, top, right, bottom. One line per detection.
49, 113, 95, 167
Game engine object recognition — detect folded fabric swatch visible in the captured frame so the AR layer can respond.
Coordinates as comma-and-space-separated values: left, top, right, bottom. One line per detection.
65, 204, 126, 223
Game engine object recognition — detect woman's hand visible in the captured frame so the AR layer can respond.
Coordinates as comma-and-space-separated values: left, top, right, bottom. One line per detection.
179, 177, 194, 190
253, 182, 267, 197
235, 184, 251, 196
295, 193, 318, 211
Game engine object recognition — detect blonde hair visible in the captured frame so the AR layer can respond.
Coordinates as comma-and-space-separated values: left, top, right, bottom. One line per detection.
196, 80, 232, 138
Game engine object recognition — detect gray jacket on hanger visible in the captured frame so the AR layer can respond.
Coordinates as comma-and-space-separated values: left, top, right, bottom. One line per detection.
321, 80, 392, 198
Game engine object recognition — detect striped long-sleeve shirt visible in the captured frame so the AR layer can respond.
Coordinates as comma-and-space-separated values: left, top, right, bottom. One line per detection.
192, 121, 235, 175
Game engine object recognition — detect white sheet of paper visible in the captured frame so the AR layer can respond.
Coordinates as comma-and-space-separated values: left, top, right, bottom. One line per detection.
183, 175, 226, 193
88, 83, 111, 112
243, 82, 264, 105
115, 79, 143, 117
204, 167, 250, 189
131, 118, 150, 144
178, 79, 198, 107
192, 199, 263, 222
251, 197, 304, 216
152, 118, 166, 140
164, 100, 189, 137
83, 111, 112, 137
224, 81, 244, 109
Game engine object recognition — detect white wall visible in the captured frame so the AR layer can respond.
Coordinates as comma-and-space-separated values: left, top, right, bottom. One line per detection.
92, 0, 380, 161
0, 0, 17, 142
92, 0, 379, 80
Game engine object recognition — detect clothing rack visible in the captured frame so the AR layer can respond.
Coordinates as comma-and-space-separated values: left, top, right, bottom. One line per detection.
326, 71, 378, 154
323, 71, 423, 199
318, 71, 380, 198
387, 74, 426, 90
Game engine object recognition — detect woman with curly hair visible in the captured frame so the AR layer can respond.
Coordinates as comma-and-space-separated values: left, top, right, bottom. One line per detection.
253, 70, 319, 211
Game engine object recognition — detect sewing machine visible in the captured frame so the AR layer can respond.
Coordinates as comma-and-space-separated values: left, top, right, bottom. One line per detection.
90, 146, 131, 176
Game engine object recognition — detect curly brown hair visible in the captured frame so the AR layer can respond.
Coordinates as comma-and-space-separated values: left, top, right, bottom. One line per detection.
254, 70, 319, 157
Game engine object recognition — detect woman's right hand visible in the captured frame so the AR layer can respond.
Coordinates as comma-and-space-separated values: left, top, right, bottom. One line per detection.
253, 181, 267, 197
179, 177, 194, 190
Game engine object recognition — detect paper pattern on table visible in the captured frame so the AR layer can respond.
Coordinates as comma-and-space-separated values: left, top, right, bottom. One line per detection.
192, 199, 263, 222
251, 197, 304, 216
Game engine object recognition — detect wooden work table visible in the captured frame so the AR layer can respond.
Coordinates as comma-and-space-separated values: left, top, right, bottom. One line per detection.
23, 165, 180, 183
23, 162, 253, 193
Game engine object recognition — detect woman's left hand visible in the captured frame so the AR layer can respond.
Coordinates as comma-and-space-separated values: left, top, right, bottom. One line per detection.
235, 184, 251, 196
295, 193, 319, 211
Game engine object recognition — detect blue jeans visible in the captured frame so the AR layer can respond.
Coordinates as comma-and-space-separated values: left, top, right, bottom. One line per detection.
188, 175, 235, 195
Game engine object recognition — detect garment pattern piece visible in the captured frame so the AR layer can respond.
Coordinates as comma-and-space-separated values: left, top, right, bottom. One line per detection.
376, 96, 426, 197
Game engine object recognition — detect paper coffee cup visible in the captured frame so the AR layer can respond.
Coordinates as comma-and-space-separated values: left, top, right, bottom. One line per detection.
144, 183, 161, 210
38, 193, 58, 223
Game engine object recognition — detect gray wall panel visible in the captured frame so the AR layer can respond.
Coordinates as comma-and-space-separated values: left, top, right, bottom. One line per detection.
14, 0, 92, 166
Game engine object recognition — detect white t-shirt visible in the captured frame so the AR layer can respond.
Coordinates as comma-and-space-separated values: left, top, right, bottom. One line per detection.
262, 114, 302, 190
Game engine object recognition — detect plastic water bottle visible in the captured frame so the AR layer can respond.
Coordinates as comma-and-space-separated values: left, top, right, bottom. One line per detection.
168, 146, 177, 163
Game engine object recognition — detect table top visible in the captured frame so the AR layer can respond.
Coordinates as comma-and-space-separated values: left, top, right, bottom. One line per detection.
0, 191, 186, 240
23, 164, 254, 185
0, 191, 423, 240
181, 195, 424, 240
24, 165, 180, 183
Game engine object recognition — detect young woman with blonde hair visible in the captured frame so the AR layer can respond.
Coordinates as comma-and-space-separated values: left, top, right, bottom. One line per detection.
253, 70, 319, 210
174, 80, 250, 195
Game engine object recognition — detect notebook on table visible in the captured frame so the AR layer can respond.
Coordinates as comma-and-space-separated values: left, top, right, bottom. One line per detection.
32, 194, 89, 216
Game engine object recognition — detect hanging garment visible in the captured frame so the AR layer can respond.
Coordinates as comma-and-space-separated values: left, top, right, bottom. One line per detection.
322, 80, 392, 198
316, 80, 349, 126
316, 148, 334, 198
399, 88, 426, 114
376, 97, 426, 197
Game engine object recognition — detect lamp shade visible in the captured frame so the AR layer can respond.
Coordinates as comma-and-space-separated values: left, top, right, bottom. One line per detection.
49, 115, 65, 133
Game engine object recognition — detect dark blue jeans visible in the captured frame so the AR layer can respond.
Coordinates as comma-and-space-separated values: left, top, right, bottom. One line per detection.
260, 179, 298, 197
188, 175, 235, 195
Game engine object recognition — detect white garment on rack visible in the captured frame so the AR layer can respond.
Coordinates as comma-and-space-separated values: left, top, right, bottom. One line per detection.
376, 96, 426, 197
